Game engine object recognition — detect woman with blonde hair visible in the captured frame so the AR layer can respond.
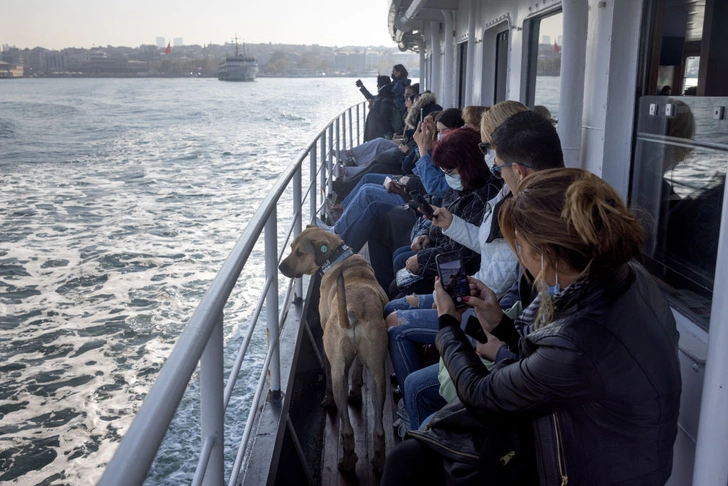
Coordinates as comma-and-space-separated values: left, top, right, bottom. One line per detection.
387, 168, 681, 485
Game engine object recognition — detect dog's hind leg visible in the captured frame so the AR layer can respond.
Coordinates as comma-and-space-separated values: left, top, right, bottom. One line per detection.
358, 343, 387, 475
348, 356, 363, 406
327, 343, 358, 473
321, 352, 335, 409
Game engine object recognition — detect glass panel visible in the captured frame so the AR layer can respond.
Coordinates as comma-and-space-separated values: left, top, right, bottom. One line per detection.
533, 12, 563, 121
494, 30, 509, 102
630, 96, 728, 329
683, 56, 699, 94
457, 43, 467, 108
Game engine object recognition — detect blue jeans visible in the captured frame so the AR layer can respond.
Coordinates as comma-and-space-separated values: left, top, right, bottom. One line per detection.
384, 293, 435, 316
387, 303, 476, 389
392, 246, 415, 275
387, 317, 439, 391
339, 200, 403, 291
334, 184, 405, 234
341, 173, 390, 207
404, 364, 446, 430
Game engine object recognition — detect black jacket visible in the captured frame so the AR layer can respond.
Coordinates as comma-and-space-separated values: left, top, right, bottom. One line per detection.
437, 263, 681, 485
364, 83, 397, 142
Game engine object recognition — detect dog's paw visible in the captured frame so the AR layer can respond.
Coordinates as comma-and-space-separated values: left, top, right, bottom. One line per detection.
338, 452, 358, 473
321, 394, 336, 409
347, 388, 363, 406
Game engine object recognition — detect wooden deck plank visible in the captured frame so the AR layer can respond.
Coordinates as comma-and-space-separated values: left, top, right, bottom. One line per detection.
321, 406, 341, 486
319, 359, 400, 486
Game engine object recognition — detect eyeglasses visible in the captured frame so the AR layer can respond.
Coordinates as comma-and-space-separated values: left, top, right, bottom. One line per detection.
477, 142, 491, 154
490, 161, 532, 179
440, 166, 456, 176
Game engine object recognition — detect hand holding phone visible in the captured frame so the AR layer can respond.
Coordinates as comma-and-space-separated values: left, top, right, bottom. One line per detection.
355, 79, 363, 88
435, 252, 470, 308
409, 190, 434, 219
465, 315, 488, 343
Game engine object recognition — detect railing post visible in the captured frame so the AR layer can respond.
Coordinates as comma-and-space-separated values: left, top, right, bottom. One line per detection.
348, 109, 353, 150
356, 104, 361, 145
320, 131, 326, 216
293, 166, 303, 300
341, 113, 347, 153
200, 314, 224, 486
327, 125, 334, 196
265, 210, 281, 397
310, 145, 317, 224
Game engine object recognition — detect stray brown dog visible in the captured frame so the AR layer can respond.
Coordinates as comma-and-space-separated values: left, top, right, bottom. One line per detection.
279, 226, 389, 474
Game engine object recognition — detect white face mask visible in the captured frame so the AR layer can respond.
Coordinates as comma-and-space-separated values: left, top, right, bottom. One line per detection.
484, 148, 496, 166
445, 173, 463, 191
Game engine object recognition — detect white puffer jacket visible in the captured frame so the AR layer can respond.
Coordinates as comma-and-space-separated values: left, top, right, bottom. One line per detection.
442, 186, 518, 297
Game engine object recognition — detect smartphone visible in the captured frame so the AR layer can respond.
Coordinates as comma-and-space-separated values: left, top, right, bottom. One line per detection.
409, 190, 434, 219
435, 251, 470, 308
464, 316, 488, 343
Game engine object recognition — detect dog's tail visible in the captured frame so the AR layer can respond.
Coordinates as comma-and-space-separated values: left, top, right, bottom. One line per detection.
336, 271, 351, 329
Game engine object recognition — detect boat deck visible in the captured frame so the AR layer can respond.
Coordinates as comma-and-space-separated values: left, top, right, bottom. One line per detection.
320, 361, 398, 486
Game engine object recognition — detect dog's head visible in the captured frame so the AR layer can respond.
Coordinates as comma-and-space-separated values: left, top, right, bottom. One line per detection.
279, 226, 345, 278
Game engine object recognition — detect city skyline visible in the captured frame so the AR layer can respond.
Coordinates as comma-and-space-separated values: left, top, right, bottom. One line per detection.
2, 0, 395, 51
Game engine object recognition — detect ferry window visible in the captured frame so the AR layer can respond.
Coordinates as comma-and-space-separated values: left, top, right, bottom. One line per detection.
682, 56, 699, 94
631, 0, 728, 329
526, 12, 563, 121
457, 42, 467, 108
494, 30, 509, 102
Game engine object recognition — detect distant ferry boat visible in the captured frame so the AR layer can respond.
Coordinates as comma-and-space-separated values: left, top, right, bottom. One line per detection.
218, 38, 258, 82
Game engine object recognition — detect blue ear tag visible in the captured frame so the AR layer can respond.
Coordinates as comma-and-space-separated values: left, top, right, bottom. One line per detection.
320, 245, 328, 253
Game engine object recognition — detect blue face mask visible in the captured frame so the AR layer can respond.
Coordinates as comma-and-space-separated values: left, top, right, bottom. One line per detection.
484, 149, 496, 166
541, 254, 561, 296
445, 173, 463, 191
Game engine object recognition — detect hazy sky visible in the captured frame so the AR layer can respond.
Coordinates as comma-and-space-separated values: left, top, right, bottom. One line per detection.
2, 0, 395, 50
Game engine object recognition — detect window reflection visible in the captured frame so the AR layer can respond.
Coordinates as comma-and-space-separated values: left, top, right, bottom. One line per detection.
533, 12, 563, 122
631, 97, 726, 327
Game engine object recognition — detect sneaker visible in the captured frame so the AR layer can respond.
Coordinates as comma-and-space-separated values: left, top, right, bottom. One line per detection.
393, 416, 410, 439
314, 216, 335, 233
336, 149, 356, 166
325, 199, 344, 223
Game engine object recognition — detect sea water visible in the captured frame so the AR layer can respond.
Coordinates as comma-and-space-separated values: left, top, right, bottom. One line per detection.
0, 76, 565, 485
0, 77, 368, 485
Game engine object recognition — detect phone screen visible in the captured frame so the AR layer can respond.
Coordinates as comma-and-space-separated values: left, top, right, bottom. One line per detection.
436, 253, 470, 307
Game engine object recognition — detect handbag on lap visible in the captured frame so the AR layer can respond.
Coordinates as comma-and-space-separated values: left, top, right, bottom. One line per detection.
407, 397, 537, 485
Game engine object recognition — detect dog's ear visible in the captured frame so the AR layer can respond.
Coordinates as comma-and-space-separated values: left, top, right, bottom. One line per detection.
305, 224, 318, 229
313, 240, 330, 266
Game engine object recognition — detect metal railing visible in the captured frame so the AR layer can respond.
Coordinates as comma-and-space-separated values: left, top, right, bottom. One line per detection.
97, 101, 367, 486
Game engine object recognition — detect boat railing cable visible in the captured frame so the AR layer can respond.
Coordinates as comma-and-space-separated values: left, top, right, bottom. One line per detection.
97, 101, 367, 486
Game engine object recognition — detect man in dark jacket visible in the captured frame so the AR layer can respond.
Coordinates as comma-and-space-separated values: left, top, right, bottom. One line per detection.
357, 75, 400, 142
